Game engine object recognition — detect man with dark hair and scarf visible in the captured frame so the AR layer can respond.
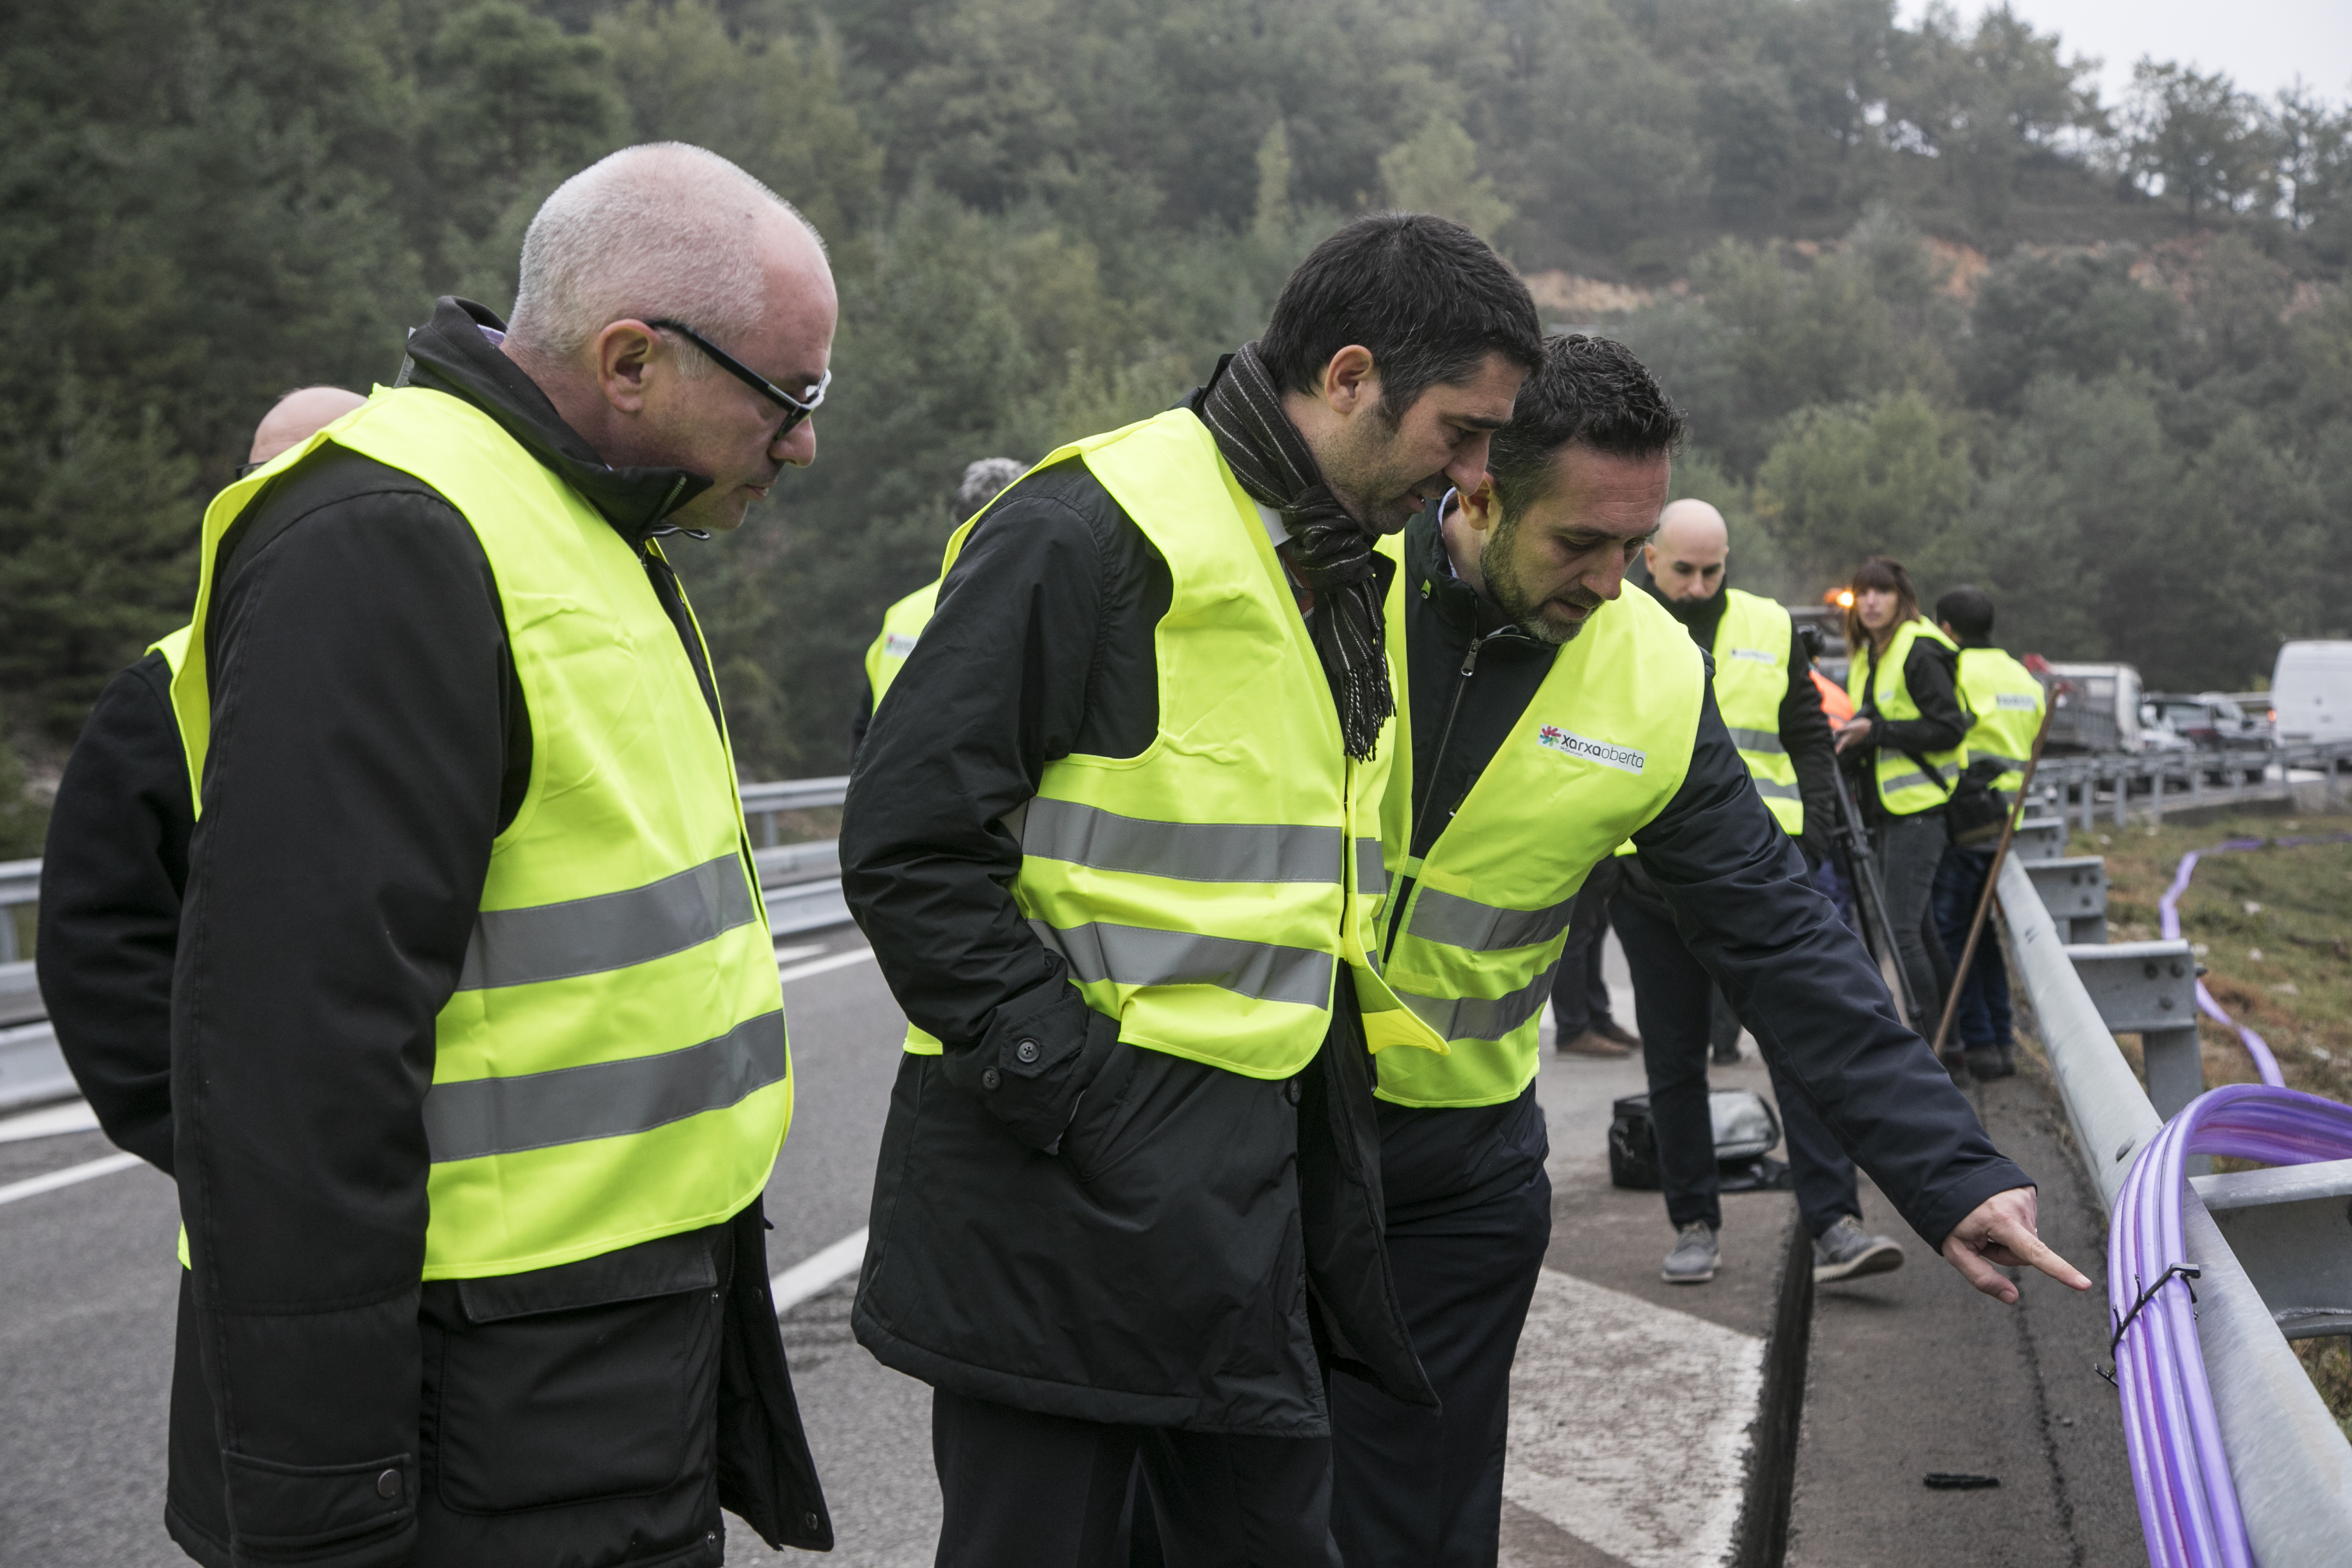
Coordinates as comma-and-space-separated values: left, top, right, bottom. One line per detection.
839, 212, 1541, 1565
1329, 336, 2088, 1566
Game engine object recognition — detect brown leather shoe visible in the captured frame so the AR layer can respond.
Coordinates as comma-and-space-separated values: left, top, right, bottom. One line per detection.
1591, 1019, 1641, 1049
1557, 1029, 1635, 1058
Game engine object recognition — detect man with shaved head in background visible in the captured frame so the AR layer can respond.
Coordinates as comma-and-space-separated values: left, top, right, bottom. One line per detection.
1611, 497, 1907, 1288
41, 385, 366, 1176
156, 144, 835, 1568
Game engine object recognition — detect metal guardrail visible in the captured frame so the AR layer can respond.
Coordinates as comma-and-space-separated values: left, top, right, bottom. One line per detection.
0, 780, 860, 1113
2033, 741, 2352, 830
1995, 829, 2352, 1552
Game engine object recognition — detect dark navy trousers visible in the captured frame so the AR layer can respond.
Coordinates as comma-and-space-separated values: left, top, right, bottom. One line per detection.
1931, 845, 2015, 1049
1610, 893, 1861, 1239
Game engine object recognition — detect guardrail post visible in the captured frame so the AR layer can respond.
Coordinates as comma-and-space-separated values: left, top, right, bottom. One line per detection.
2061, 939, 2204, 1119
2191, 1157, 2352, 1342
2009, 816, 2066, 864
2111, 763, 2129, 828
2023, 856, 2106, 943
0, 917, 15, 965
2149, 761, 2165, 826
2189, 758, 2204, 809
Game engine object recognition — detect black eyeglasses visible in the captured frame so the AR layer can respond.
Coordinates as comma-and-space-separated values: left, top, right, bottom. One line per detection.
645, 318, 830, 439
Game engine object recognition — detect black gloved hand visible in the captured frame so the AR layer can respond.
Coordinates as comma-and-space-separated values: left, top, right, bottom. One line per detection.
938, 956, 1119, 1152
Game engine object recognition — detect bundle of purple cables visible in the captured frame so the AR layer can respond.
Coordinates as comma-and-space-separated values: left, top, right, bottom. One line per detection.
2156, 833, 2352, 1089
2112, 835, 2352, 1564
2109, 1084, 2352, 1566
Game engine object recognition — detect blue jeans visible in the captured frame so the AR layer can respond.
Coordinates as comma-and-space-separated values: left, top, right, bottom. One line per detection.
1931, 846, 2012, 1049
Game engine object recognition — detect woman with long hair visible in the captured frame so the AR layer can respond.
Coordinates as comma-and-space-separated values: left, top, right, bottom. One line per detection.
1834, 556, 1969, 1073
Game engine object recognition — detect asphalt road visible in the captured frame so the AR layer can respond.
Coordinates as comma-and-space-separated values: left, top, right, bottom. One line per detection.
0, 923, 928, 1568
1, 925, 2000, 1568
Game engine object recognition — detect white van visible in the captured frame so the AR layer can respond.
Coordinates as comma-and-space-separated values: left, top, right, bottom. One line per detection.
2270, 641, 2352, 744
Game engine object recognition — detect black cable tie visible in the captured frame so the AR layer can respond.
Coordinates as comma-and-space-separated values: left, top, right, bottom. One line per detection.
2105, 1264, 2202, 1370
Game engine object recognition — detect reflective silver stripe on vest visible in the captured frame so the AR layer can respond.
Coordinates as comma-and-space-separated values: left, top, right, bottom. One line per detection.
1356, 838, 1387, 896
1408, 887, 1576, 952
1880, 769, 1945, 796
425, 1009, 786, 1162
1727, 727, 1785, 754
1753, 777, 1801, 800
457, 854, 757, 991
1023, 798, 1344, 884
1393, 960, 1559, 1043
1032, 919, 1334, 1007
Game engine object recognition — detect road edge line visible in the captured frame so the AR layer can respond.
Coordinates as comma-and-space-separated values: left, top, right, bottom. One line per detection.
778, 948, 875, 984
770, 1227, 869, 1315
0, 1150, 144, 1207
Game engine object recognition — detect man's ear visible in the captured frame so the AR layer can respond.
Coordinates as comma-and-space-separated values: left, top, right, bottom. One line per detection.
1317, 344, 1379, 415
1456, 476, 1499, 535
1939, 620, 1957, 638
594, 320, 663, 414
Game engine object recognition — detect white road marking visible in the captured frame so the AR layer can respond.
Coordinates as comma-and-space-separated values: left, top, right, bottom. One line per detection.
0, 1099, 101, 1144
779, 947, 876, 984
1505, 1266, 1765, 1568
771, 943, 826, 965
0, 1151, 145, 1207
771, 1227, 868, 1314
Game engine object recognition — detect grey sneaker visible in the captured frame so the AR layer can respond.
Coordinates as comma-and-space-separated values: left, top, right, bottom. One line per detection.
1813, 1216, 1905, 1283
1663, 1222, 1719, 1284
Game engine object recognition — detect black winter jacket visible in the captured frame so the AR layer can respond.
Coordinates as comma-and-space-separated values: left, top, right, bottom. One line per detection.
162, 299, 828, 1568
1380, 505, 2030, 1246
840, 395, 1434, 1435
39, 649, 190, 1175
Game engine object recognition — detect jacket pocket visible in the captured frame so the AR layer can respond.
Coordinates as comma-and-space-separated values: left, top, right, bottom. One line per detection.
427, 1248, 723, 1515
220, 1448, 414, 1560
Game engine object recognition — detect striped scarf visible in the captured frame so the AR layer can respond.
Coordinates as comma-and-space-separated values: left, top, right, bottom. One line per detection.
1199, 343, 1394, 762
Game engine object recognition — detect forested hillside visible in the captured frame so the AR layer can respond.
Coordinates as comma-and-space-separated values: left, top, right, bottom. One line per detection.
4, 0, 2351, 835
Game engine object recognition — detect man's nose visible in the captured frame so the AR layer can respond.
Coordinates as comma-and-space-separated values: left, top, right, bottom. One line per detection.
1446, 436, 1492, 498
774, 418, 818, 469
1585, 552, 1630, 602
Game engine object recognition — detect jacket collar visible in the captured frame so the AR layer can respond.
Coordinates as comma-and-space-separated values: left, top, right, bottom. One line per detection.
397, 298, 711, 548
1639, 574, 1729, 649
1404, 495, 1506, 641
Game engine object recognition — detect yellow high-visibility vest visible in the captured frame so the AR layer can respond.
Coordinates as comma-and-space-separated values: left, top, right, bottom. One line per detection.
1710, 588, 1803, 836
1956, 647, 2045, 798
1372, 544, 1707, 1107
171, 386, 791, 1280
865, 581, 939, 711
1848, 618, 1967, 816
896, 408, 1441, 1071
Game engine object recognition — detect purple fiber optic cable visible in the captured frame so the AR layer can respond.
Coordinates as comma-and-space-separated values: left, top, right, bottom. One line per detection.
2107, 1083, 2352, 1568
2154, 833, 2352, 1087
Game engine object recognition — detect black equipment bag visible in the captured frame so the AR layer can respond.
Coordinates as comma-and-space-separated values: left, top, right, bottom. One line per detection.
1942, 756, 2012, 847
1608, 1089, 1792, 1193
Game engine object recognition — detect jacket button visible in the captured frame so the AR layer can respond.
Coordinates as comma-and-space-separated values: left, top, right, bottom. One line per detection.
375, 1469, 401, 1500
804, 1511, 821, 1530
1285, 1078, 1302, 1105
982, 1067, 1002, 1090
1015, 1038, 1040, 1064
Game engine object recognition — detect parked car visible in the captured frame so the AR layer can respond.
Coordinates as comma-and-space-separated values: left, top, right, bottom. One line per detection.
2142, 692, 2269, 784
2270, 641, 2352, 747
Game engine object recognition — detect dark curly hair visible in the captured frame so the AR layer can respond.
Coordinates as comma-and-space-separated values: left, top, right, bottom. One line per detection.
1486, 335, 1684, 519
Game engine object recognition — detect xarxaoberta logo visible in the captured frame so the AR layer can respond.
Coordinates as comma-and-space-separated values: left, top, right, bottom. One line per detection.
1536, 724, 1645, 774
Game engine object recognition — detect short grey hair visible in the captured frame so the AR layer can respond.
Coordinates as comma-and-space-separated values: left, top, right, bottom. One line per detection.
957, 457, 1026, 515
507, 142, 823, 374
